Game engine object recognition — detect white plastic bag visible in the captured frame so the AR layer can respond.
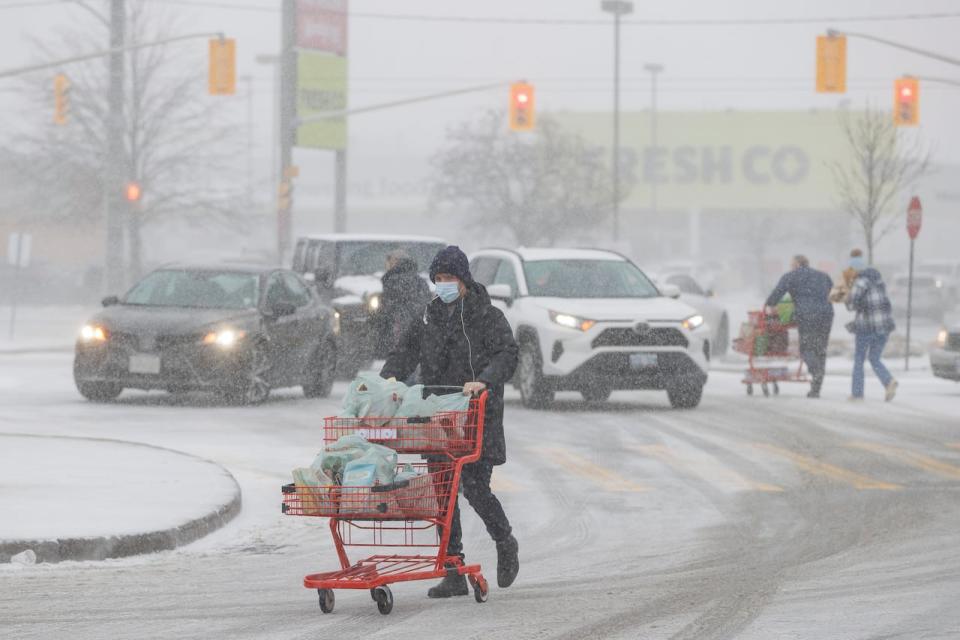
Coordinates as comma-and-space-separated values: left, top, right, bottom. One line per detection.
340, 373, 407, 425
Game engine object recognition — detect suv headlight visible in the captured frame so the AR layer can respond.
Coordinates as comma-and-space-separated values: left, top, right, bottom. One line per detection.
79, 324, 109, 342
682, 314, 705, 331
366, 293, 381, 313
937, 328, 948, 347
202, 328, 246, 348
549, 310, 596, 332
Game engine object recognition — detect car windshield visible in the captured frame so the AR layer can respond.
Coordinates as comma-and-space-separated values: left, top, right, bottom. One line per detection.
523, 260, 659, 298
336, 241, 446, 277
124, 270, 260, 309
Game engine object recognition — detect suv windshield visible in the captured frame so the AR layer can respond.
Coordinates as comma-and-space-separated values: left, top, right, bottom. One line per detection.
336, 241, 446, 277
523, 260, 659, 298
124, 270, 260, 309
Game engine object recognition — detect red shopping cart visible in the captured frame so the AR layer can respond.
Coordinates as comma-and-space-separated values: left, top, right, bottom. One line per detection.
732, 310, 807, 396
282, 390, 490, 615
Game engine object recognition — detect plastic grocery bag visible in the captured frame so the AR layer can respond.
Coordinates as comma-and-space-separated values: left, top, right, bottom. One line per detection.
312, 434, 398, 485
291, 466, 337, 516
776, 294, 795, 324
340, 373, 407, 425
396, 385, 469, 418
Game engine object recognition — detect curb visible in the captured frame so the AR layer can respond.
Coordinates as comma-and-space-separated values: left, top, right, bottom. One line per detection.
0, 434, 243, 564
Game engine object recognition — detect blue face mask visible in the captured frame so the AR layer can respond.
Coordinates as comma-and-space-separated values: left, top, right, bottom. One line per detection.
849, 255, 866, 271
435, 282, 461, 304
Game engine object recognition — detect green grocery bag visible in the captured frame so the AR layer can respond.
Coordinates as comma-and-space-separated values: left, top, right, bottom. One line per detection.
776, 294, 795, 324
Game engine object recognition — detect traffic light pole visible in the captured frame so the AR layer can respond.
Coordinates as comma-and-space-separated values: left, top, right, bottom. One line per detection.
105, 0, 125, 293
828, 28, 960, 67
279, 0, 297, 261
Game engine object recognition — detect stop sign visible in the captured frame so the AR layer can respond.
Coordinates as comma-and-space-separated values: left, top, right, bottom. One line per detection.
907, 196, 922, 239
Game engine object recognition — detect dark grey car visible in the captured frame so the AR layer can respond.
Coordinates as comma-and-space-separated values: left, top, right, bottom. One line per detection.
73, 264, 338, 404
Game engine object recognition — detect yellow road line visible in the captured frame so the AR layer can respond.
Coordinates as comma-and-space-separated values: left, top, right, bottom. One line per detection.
631, 444, 783, 492
540, 447, 648, 492
490, 471, 522, 493
848, 442, 960, 480
753, 443, 901, 490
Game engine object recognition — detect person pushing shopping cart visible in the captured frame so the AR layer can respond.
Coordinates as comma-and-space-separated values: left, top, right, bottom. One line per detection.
381, 245, 521, 598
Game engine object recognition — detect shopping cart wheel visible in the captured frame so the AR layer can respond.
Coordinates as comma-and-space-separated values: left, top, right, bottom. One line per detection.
370, 588, 378, 602
317, 589, 335, 614
761, 383, 770, 397
746, 384, 754, 396
373, 586, 393, 615
773, 382, 780, 396
468, 574, 488, 604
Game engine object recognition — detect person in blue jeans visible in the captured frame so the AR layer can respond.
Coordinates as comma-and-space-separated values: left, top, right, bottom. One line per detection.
845, 250, 898, 401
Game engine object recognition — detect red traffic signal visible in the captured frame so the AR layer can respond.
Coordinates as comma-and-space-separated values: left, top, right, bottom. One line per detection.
509, 82, 535, 131
893, 77, 919, 126
125, 182, 142, 202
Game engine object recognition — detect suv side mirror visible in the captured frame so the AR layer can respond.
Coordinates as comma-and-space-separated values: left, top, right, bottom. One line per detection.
102, 295, 120, 307
660, 284, 682, 299
487, 283, 514, 306
268, 301, 297, 318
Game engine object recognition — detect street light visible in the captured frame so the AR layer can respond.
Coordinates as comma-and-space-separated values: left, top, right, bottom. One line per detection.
601, 0, 633, 241
644, 63, 664, 216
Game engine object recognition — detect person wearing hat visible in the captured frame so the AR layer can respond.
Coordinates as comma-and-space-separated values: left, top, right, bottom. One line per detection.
380, 245, 520, 598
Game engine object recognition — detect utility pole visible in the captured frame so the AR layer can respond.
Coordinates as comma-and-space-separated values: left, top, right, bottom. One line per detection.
601, 0, 633, 242
645, 63, 663, 216
105, 0, 125, 293
334, 149, 347, 232
278, 0, 297, 262
240, 74, 254, 208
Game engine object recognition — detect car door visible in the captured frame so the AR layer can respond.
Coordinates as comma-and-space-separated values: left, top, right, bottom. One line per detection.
261, 272, 307, 385
281, 271, 324, 378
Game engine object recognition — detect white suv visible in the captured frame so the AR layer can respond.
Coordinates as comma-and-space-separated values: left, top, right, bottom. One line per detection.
469, 248, 710, 409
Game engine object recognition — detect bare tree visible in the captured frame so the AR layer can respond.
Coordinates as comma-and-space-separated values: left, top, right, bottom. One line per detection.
430, 111, 621, 247
830, 105, 929, 264
11, 0, 245, 279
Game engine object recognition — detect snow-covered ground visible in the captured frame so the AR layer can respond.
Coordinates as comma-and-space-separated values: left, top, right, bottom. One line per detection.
1, 352, 959, 639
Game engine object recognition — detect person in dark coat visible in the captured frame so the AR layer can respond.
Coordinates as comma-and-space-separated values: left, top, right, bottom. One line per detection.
376, 250, 431, 358
765, 254, 835, 398
380, 245, 520, 599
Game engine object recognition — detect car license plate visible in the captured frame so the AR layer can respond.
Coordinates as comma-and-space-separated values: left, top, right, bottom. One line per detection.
629, 353, 658, 370
129, 354, 161, 375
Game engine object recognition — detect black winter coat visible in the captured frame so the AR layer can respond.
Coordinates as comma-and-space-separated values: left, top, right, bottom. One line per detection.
377, 258, 431, 356
765, 266, 835, 333
380, 282, 519, 465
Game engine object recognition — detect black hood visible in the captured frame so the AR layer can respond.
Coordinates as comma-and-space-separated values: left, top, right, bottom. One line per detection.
89, 305, 260, 336
385, 257, 420, 276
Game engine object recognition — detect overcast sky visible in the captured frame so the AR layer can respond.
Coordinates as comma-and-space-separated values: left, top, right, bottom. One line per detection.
3, 0, 958, 204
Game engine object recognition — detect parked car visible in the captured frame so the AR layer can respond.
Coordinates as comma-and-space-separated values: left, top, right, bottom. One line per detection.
74, 263, 338, 404
888, 273, 948, 321
469, 248, 710, 409
291, 234, 446, 377
917, 261, 960, 309
931, 324, 960, 382
650, 271, 729, 355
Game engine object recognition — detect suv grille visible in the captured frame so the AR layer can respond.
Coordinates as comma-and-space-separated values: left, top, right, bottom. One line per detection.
592, 327, 688, 349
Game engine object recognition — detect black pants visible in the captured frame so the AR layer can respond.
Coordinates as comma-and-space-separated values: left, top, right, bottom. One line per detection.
443, 460, 512, 560
799, 323, 831, 387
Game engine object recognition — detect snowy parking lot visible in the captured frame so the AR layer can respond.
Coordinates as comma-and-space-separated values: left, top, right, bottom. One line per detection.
1, 351, 959, 639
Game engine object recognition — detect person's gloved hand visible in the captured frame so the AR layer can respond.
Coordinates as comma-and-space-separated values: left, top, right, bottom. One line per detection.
463, 381, 487, 396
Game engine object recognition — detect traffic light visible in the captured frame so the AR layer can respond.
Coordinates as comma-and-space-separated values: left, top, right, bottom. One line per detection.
893, 77, 919, 126
278, 179, 293, 213
509, 82, 535, 131
125, 182, 142, 203
53, 73, 70, 125
815, 35, 846, 93
208, 38, 236, 96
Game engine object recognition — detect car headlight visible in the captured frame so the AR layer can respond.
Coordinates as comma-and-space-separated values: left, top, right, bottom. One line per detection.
937, 328, 949, 347
682, 314, 705, 331
79, 324, 109, 342
202, 328, 246, 348
333, 311, 341, 336
549, 310, 596, 332
367, 293, 381, 312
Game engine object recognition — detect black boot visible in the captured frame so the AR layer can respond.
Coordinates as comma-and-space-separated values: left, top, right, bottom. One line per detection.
496, 534, 519, 588
808, 375, 823, 399
427, 572, 469, 598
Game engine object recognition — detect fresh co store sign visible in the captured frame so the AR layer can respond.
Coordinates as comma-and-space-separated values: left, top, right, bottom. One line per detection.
559, 110, 855, 210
